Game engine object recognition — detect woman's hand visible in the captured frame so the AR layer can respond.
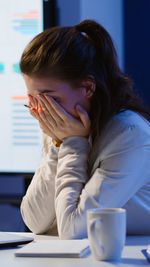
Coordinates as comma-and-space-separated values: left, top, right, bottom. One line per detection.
27, 94, 60, 140
28, 94, 91, 141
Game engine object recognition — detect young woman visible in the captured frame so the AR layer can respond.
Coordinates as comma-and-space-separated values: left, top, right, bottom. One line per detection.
20, 20, 150, 239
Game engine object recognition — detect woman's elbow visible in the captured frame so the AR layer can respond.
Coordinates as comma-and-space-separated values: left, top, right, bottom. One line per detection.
57, 217, 87, 240
20, 199, 48, 234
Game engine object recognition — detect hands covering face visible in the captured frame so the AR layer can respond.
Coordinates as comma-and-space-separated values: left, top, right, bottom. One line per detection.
27, 94, 91, 141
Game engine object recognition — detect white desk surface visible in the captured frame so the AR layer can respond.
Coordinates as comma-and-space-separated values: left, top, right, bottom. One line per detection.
0, 232, 150, 267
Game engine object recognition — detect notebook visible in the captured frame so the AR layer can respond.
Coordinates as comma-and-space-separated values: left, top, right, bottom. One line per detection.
0, 232, 34, 248
15, 239, 90, 258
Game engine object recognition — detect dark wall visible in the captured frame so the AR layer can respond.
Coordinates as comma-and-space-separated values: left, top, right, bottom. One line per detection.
124, 0, 150, 108
0, 176, 25, 231
57, 0, 80, 26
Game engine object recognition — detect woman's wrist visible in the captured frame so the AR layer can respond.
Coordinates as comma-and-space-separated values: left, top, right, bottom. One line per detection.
52, 139, 62, 147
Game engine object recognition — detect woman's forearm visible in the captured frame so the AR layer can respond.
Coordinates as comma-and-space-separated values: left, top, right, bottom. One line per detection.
55, 136, 90, 239
21, 143, 59, 234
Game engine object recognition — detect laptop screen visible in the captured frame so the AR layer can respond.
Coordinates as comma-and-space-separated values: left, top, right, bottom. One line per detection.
0, 232, 33, 247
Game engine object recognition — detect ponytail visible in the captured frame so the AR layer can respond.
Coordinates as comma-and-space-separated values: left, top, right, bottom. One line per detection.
75, 20, 121, 137
75, 20, 118, 68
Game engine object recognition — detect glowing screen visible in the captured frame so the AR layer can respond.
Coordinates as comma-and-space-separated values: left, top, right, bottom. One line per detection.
0, 0, 44, 173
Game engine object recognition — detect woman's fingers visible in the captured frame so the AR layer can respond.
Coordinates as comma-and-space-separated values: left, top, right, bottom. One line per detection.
28, 94, 37, 108
27, 94, 32, 107
45, 95, 73, 121
30, 108, 39, 119
38, 99, 57, 129
76, 104, 91, 129
27, 94, 59, 139
31, 108, 55, 133
39, 120, 54, 136
38, 95, 66, 124
37, 97, 58, 127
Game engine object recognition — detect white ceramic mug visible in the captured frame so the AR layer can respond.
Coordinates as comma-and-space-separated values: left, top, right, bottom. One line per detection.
87, 208, 126, 261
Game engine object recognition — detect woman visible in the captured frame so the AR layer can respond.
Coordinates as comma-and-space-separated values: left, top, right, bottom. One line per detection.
20, 20, 150, 239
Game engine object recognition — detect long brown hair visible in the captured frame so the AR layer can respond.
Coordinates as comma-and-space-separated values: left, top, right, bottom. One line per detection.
20, 19, 150, 140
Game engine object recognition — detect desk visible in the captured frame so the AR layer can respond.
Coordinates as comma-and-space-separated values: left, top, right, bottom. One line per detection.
0, 233, 150, 267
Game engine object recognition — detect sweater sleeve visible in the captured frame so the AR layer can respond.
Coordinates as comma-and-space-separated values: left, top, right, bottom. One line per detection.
55, 124, 150, 239
20, 139, 59, 234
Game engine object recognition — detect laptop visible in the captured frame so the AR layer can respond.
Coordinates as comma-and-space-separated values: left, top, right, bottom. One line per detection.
0, 232, 34, 248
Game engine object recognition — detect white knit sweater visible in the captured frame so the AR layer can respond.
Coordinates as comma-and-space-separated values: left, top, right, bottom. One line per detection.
20, 110, 150, 239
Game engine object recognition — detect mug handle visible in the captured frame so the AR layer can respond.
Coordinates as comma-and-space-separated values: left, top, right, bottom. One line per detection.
90, 218, 104, 256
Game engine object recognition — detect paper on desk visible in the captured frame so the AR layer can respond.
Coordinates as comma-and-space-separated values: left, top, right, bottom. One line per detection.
15, 239, 90, 258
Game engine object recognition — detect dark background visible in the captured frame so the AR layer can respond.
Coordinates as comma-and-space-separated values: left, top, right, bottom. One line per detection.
124, 0, 150, 108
